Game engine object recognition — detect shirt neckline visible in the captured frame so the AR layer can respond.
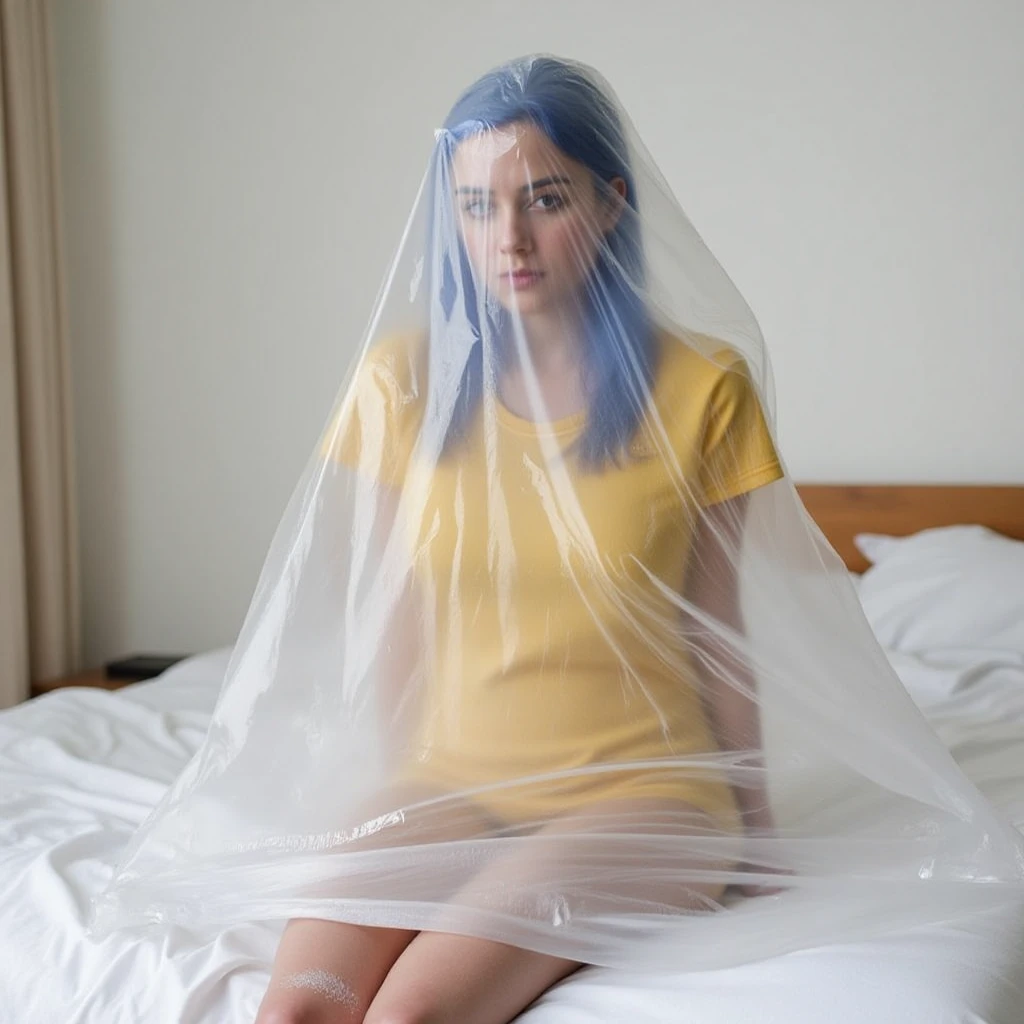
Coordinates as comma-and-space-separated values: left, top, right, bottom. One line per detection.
493, 397, 588, 437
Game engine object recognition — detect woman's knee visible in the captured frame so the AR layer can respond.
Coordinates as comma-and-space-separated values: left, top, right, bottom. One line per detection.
363, 1001, 439, 1024
254, 993, 328, 1024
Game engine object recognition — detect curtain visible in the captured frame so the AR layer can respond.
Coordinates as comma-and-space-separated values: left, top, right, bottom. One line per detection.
0, 0, 80, 707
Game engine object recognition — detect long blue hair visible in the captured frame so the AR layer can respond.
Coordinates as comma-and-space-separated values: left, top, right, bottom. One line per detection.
428, 55, 657, 471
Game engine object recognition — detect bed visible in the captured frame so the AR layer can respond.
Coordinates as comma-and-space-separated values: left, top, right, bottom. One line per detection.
4, 485, 1024, 1023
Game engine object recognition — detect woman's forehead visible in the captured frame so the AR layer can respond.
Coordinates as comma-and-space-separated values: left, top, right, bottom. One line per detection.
452, 123, 577, 190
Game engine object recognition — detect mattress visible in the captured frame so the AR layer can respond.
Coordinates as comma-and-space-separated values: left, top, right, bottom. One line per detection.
4, 644, 1024, 1023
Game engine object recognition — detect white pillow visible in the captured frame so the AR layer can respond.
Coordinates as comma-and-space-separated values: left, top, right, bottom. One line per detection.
854, 525, 1024, 653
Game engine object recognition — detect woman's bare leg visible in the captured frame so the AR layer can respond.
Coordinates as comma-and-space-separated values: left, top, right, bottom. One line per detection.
362, 797, 728, 1024
253, 782, 499, 1024
257, 919, 416, 1024
365, 930, 580, 1024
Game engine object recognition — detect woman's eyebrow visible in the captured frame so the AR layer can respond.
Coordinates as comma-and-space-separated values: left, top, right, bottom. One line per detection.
455, 175, 572, 196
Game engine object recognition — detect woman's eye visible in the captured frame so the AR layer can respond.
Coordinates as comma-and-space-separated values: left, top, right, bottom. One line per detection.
462, 200, 493, 219
531, 193, 567, 212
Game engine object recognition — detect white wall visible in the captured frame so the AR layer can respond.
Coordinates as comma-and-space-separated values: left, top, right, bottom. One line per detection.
50, 0, 1023, 666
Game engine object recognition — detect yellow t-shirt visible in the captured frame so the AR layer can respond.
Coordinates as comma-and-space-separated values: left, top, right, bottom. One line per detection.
322, 328, 783, 822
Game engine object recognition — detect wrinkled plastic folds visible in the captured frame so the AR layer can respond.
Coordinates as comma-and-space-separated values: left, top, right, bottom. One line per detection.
92, 54, 1024, 970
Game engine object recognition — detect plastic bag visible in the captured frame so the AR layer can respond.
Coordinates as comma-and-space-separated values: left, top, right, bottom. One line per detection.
92, 54, 1024, 971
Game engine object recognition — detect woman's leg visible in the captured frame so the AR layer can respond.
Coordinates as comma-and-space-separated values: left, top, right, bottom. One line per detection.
364, 930, 581, 1024
256, 919, 416, 1024
254, 782, 500, 1024
362, 797, 727, 1024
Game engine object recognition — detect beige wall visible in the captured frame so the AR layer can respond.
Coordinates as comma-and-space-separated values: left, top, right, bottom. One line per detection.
50, 0, 1024, 665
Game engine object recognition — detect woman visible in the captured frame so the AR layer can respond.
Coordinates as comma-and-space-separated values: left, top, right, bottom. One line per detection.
254, 54, 786, 1024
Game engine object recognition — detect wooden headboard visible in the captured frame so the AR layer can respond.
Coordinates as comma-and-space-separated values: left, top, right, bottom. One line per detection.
795, 485, 1024, 574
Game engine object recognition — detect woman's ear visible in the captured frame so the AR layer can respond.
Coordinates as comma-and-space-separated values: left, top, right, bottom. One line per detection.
600, 176, 628, 233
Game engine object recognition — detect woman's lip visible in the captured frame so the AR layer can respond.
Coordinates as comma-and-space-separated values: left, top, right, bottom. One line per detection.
503, 270, 544, 290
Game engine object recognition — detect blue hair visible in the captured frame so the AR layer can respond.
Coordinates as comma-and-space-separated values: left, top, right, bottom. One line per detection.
429, 55, 657, 472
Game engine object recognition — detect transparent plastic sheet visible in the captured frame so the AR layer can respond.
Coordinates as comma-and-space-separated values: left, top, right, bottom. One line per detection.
92, 55, 1024, 971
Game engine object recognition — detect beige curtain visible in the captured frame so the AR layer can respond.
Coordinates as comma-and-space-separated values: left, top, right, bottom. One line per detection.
0, 0, 80, 707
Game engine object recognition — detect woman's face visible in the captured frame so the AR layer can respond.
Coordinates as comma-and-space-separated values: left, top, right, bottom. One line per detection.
451, 121, 625, 319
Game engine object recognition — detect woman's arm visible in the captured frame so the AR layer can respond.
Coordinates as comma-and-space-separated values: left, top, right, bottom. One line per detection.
369, 485, 426, 752
683, 493, 776, 834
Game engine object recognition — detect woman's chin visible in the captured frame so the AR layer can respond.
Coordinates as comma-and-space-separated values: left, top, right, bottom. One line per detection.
493, 286, 557, 318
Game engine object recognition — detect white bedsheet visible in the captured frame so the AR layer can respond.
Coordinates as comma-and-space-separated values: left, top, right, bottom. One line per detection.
4, 647, 1024, 1024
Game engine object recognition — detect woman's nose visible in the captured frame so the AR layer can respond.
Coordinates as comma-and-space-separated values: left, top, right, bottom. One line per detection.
496, 208, 531, 255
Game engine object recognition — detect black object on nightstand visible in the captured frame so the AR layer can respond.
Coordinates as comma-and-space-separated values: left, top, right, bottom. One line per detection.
104, 654, 189, 680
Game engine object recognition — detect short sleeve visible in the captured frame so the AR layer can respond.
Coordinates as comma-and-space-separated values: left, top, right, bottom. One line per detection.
698, 354, 783, 506
319, 332, 424, 488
